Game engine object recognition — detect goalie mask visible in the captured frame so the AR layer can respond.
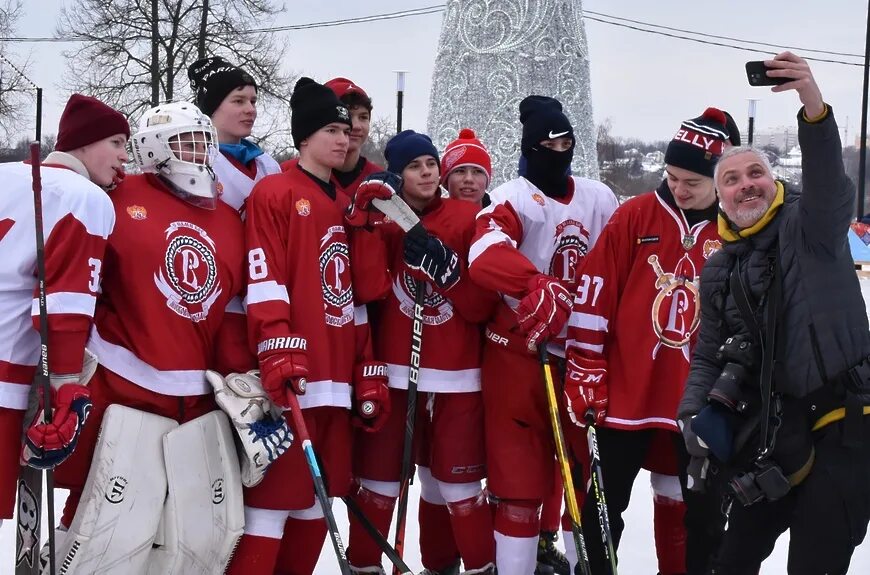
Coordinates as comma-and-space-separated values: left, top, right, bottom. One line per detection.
132, 102, 219, 209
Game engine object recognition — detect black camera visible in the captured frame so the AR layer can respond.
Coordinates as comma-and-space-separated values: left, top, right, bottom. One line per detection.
710, 335, 758, 413
728, 459, 791, 506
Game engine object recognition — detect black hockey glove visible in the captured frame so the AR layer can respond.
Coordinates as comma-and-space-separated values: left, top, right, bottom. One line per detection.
403, 229, 461, 291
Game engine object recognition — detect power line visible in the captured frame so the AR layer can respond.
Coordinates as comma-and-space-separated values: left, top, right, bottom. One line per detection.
0, 3, 864, 67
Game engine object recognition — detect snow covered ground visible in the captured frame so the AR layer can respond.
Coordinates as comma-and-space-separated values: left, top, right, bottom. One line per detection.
4, 280, 870, 573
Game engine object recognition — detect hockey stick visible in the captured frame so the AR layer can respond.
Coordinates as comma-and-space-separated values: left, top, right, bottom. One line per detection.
585, 415, 618, 574
284, 394, 352, 575
370, 191, 425, 573
342, 495, 414, 575
16, 86, 56, 575
538, 346, 592, 575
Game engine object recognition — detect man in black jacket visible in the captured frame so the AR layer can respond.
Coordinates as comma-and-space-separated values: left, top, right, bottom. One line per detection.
678, 51, 870, 574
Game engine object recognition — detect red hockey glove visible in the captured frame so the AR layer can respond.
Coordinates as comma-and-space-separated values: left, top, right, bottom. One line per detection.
346, 172, 402, 228
564, 349, 608, 426
352, 361, 391, 432
22, 383, 93, 470
258, 335, 309, 409
403, 230, 462, 291
516, 275, 573, 351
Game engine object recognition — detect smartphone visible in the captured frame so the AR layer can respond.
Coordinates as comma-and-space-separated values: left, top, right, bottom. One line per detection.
746, 61, 789, 86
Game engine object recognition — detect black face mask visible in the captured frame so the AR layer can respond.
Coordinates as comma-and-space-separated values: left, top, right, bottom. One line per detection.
523, 145, 573, 198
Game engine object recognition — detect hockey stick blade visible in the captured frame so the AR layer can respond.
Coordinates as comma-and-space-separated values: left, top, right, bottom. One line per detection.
371, 194, 420, 233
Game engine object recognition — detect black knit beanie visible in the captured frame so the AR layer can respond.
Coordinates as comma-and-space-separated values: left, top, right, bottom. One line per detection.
519, 96, 574, 154
188, 56, 257, 116
290, 77, 352, 148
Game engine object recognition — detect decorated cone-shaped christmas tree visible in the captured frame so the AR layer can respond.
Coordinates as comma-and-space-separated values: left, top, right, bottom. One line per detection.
427, 0, 599, 187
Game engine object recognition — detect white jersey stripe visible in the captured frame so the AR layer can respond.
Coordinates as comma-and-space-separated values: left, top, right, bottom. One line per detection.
32, 292, 96, 317
567, 311, 609, 332
386, 363, 480, 393
468, 227, 516, 266
294, 379, 352, 409
0, 381, 30, 410
246, 281, 290, 305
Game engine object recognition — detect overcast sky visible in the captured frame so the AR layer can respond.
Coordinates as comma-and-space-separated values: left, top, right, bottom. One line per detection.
12, 0, 870, 145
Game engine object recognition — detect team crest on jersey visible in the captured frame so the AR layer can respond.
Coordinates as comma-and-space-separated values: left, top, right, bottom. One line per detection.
703, 239, 722, 259
320, 225, 354, 326
531, 193, 546, 206
126, 205, 147, 220
154, 221, 222, 322
296, 198, 311, 217
392, 271, 454, 325
648, 253, 700, 362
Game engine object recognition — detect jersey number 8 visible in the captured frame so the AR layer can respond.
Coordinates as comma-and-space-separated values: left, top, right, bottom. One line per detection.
248, 248, 268, 280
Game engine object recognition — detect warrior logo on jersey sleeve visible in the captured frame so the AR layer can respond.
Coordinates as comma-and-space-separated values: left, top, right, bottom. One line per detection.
154, 221, 222, 322
648, 253, 700, 362
392, 271, 454, 325
320, 225, 354, 326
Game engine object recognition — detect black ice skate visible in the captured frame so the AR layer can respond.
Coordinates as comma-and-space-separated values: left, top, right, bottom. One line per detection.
536, 530, 569, 575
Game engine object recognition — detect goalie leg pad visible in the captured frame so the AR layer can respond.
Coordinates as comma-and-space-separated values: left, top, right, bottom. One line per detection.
56, 404, 177, 574
146, 410, 244, 575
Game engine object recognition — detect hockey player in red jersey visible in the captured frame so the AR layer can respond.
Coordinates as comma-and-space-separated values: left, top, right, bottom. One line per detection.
188, 56, 282, 213
227, 77, 390, 575
468, 96, 618, 575
346, 130, 498, 575
564, 108, 732, 575
0, 94, 127, 526
282, 77, 383, 197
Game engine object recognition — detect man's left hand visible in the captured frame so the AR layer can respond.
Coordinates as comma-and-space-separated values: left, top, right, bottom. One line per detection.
765, 51, 824, 118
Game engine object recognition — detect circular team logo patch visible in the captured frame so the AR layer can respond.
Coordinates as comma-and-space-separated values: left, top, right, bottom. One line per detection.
391, 271, 454, 326
549, 235, 587, 286
320, 225, 354, 326
154, 221, 223, 322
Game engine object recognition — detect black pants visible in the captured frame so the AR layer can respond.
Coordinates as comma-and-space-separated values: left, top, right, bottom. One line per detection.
713, 417, 870, 574
581, 427, 727, 575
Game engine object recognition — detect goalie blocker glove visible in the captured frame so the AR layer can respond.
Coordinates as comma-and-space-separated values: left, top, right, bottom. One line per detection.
403, 227, 462, 291
352, 361, 391, 432
516, 274, 573, 351
257, 335, 309, 408
22, 349, 99, 469
346, 171, 402, 228
206, 370, 294, 487
564, 349, 608, 426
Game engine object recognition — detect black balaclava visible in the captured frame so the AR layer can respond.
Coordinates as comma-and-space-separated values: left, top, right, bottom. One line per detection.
519, 95, 574, 198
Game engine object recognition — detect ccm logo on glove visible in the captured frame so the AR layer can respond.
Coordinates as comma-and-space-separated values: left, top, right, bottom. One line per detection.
257, 336, 307, 354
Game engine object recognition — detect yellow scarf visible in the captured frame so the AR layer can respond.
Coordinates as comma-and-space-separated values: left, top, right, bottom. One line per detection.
718, 181, 785, 242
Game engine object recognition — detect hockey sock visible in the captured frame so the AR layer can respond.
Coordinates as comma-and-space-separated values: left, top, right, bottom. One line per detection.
347, 480, 398, 569
225, 534, 281, 575
275, 514, 329, 575
651, 471, 688, 575
447, 491, 496, 569
494, 498, 541, 575
60, 489, 81, 529
419, 499, 459, 570
559, 480, 589, 575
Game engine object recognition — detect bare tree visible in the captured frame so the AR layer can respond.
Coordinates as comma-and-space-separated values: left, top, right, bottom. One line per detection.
57, 0, 295, 151
360, 117, 396, 168
0, 1, 34, 143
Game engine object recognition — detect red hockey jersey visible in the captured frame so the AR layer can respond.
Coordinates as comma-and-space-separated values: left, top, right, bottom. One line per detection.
281, 157, 383, 199
468, 176, 618, 356
351, 196, 498, 392
566, 189, 721, 431
245, 164, 363, 410
87, 174, 249, 397
0, 156, 114, 410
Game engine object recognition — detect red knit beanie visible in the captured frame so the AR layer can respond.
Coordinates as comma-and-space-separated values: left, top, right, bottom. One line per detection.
55, 94, 130, 152
440, 128, 492, 185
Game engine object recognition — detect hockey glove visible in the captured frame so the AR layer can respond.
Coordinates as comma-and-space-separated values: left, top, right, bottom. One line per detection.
22, 350, 99, 469
516, 275, 573, 352
352, 361, 391, 432
564, 349, 609, 426
403, 230, 462, 291
258, 335, 309, 409
346, 171, 402, 228
678, 415, 709, 458
207, 370, 294, 487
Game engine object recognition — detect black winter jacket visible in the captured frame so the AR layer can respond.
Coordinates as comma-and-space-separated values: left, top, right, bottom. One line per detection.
679, 107, 870, 419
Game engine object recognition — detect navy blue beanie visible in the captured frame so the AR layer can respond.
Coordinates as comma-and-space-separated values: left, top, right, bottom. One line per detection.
385, 130, 440, 174
519, 95, 574, 154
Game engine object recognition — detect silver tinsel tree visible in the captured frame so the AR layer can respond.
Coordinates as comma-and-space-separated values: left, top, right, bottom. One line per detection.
427, 0, 599, 187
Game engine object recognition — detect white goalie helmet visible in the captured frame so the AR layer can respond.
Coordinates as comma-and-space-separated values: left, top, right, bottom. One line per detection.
131, 101, 219, 209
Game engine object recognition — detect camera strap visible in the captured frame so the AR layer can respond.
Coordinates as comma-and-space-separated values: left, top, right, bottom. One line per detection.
729, 253, 783, 459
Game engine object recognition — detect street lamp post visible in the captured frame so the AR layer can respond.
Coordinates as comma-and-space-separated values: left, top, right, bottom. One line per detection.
747, 99, 759, 146
394, 71, 407, 133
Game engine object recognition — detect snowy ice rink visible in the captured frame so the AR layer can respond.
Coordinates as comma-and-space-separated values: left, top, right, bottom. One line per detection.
3, 280, 870, 573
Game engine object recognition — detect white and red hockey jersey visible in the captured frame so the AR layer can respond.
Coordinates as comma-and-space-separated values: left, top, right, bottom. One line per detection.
212, 150, 281, 213
566, 188, 721, 431
468, 176, 618, 356
0, 156, 114, 410
351, 196, 498, 392
87, 174, 251, 397
245, 164, 364, 410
